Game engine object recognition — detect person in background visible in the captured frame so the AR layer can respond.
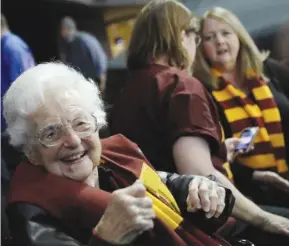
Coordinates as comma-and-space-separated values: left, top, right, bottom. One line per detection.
1, 14, 35, 132
275, 22, 289, 69
58, 16, 107, 94
194, 7, 289, 207
110, 0, 289, 245
4, 62, 234, 246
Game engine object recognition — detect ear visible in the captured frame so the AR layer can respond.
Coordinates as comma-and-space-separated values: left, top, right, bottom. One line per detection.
25, 146, 41, 166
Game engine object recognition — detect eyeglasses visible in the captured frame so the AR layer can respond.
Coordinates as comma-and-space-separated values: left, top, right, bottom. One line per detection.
36, 115, 98, 147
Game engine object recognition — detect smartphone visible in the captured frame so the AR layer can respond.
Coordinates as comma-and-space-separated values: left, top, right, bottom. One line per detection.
235, 127, 259, 152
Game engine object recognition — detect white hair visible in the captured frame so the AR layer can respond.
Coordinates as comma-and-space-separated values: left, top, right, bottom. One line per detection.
3, 62, 107, 149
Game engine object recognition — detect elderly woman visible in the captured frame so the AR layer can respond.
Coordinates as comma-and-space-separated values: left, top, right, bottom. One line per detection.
110, 0, 289, 245
3, 62, 236, 246
193, 7, 289, 208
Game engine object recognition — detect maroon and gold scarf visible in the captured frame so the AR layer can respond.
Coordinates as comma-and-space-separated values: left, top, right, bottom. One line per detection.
212, 73, 288, 174
8, 134, 229, 246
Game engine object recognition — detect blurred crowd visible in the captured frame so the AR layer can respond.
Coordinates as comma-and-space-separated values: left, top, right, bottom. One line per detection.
1, 0, 289, 246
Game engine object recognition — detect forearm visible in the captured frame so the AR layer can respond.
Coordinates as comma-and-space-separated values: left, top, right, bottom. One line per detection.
213, 170, 263, 224
173, 136, 264, 226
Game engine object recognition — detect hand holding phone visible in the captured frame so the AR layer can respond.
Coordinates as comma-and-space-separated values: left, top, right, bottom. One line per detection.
234, 127, 259, 152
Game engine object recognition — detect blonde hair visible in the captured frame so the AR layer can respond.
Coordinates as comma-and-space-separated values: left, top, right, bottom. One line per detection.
3, 62, 106, 150
127, 0, 199, 70
194, 7, 269, 89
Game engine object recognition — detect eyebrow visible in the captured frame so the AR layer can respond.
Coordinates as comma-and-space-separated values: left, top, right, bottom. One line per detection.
203, 28, 231, 34
203, 31, 215, 35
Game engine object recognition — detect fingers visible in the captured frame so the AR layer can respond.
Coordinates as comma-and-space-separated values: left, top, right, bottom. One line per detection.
135, 218, 154, 231
225, 137, 241, 147
129, 204, 156, 219
247, 143, 255, 152
122, 180, 146, 198
187, 178, 201, 212
119, 218, 154, 244
187, 177, 226, 218
198, 179, 210, 213
135, 196, 153, 208
98, 181, 155, 245
205, 183, 218, 218
229, 137, 242, 146
232, 150, 243, 161
214, 187, 226, 218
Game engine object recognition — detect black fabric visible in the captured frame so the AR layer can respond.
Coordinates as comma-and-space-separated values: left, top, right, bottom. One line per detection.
231, 162, 289, 207
224, 205, 289, 246
264, 58, 289, 98
264, 60, 289, 168
1, 131, 23, 246
1, 132, 23, 178
7, 203, 84, 245
165, 173, 235, 234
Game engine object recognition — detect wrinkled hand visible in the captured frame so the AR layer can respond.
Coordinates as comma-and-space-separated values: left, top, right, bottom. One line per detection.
93, 180, 155, 244
259, 211, 289, 236
253, 171, 289, 192
225, 137, 254, 163
186, 176, 226, 219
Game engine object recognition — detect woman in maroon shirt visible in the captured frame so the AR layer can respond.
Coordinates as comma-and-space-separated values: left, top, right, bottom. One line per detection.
110, 0, 289, 244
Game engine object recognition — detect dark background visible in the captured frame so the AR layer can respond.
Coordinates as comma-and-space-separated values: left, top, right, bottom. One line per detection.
2, 0, 107, 63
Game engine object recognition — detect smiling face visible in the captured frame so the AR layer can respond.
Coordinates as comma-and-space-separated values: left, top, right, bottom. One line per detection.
29, 92, 101, 182
202, 17, 240, 71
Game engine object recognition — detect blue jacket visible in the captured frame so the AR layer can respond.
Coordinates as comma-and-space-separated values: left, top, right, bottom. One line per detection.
59, 31, 107, 80
1, 32, 35, 131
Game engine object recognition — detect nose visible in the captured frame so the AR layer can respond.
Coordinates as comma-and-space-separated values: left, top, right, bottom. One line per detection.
215, 33, 225, 44
63, 128, 81, 148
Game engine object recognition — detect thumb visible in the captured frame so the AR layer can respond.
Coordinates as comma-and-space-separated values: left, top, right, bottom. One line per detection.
230, 137, 242, 146
124, 180, 146, 198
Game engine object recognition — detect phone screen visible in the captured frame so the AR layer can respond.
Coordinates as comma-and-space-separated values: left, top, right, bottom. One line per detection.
235, 127, 259, 152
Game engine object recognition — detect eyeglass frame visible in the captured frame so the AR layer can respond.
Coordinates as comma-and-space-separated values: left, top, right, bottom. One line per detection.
34, 114, 99, 148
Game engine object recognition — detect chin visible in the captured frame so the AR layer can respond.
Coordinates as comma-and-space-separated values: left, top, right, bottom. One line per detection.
66, 170, 92, 182
64, 163, 94, 182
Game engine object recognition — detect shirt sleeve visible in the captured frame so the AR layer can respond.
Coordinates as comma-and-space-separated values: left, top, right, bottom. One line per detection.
167, 78, 222, 154
7, 49, 26, 82
85, 35, 107, 78
7, 46, 35, 82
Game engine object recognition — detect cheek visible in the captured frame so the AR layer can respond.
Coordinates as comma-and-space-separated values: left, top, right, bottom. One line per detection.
82, 135, 101, 163
203, 43, 215, 60
84, 134, 101, 150
183, 37, 195, 56
37, 147, 59, 165
230, 37, 240, 55
188, 44, 196, 60
36, 148, 63, 175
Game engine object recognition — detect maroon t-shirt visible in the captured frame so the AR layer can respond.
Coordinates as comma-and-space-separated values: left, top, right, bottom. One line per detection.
111, 64, 227, 175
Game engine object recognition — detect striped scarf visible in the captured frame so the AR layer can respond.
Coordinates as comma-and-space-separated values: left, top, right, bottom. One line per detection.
212, 74, 288, 174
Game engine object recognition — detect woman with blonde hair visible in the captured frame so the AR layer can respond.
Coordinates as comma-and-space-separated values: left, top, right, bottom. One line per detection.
194, 6, 289, 207
111, 0, 289, 245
